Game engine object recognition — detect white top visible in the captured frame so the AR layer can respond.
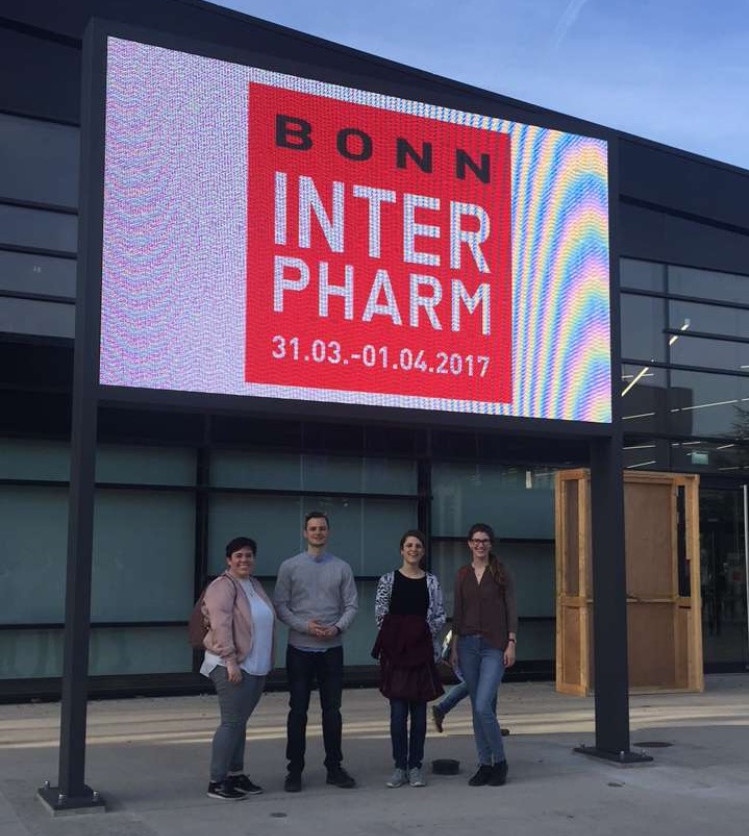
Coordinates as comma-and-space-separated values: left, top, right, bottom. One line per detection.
200, 578, 274, 677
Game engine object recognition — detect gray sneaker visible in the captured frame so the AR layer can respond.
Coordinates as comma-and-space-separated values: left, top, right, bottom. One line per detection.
386, 768, 407, 788
408, 767, 426, 787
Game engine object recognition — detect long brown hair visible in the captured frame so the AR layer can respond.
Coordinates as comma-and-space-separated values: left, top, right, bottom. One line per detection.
467, 522, 506, 587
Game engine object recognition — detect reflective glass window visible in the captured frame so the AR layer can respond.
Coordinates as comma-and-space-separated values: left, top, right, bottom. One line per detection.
620, 259, 665, 292
669, 265, 749, 305
670, 335, 749, 374
91, 490, 195, 622
669, 300, 749, 343
0, 438, 70, 480
0, 204, 77, 252
0, 113, 79, 207
210, 450, 416, 494
620, 294, 666, 362
621, 365, 669, 434
0, 296, 74, 338
669, 370, 749, 437
208, 494, 417, 577
622, 439, 670, 471
96, 445, 196, 486
431, 463, 554, 539
670, 441, 749, 474
0, 250, 76, 297
0, 486, 68, 623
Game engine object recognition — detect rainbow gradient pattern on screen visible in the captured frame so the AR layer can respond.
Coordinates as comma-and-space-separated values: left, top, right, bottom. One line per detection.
100, 37, 611, 423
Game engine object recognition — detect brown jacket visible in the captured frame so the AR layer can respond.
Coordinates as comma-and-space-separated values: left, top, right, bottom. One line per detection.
202, 573, 276, 666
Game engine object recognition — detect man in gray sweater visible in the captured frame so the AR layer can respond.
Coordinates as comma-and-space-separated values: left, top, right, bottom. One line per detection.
274, 511, 358, 792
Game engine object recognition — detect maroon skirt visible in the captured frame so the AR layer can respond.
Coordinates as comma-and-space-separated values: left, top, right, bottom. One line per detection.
372, 614, 444, 702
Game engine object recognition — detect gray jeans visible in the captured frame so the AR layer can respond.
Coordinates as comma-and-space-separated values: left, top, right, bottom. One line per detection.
209, 665, 266, 783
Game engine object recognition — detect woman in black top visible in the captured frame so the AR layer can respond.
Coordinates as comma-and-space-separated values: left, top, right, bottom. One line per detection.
373, 530, 445, 788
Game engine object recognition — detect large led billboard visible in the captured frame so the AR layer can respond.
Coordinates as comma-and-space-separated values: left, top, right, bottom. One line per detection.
100, 36, 611, 423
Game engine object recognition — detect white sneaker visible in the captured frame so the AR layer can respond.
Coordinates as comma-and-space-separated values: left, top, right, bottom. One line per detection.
408, 767, 426, 787
386, 768, 407, 788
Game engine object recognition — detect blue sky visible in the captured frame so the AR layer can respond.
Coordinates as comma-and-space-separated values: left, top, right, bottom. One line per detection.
213, 0, 749, 170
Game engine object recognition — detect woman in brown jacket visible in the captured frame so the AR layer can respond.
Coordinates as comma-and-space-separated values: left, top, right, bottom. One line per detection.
451, 523, 517, 787
201, 536, 276, 800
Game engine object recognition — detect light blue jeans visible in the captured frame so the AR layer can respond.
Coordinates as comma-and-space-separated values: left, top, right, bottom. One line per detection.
457, 635, 506, 765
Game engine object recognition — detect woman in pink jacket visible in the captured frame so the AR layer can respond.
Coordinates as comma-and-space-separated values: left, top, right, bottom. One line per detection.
201, 537, 276, 800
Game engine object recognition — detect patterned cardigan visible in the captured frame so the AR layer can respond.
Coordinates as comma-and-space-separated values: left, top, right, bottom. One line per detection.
375, 570, 446, 661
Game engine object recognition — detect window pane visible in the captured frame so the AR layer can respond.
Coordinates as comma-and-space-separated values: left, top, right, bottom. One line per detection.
620, 294, 665, 362
89, 626, 192, 675
0, 486, 67, 623
622, 439, 670, 471
208, 494, 416, 576
669, 265, 749, 305
96, 444, 196, 485
0, 113, 79, 207
0, 296, 74, 338
670, 440, 749, 474
620, 259, 665, 292
0, 629, 64, 678
91, 490, 195, 621
432, 463, 554, 538
0, 438, 70, 480
670, 370, 749, 437
0, 204, 77, 252
670, 335, 749, 374
210, 451, 416, 494
0, 250, 76, 297
621, 365, 669, 433
0, 626, 194, 679
210, 451, 301, 490
208, 494, 303, 576
669, 300, 749, 343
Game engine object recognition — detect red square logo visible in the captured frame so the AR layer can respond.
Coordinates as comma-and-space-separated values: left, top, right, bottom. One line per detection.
246, 83, 512, 404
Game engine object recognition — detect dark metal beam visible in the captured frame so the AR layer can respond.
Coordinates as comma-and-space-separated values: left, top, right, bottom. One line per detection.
38, 21, 106, 814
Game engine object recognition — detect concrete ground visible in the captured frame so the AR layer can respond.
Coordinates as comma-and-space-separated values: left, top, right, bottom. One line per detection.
1, 674, 748, 836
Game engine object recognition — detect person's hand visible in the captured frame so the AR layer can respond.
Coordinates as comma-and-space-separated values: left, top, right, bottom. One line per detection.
308, 620, 328, 637
320, 625, 339, 638
226, 660, 242, 683
504, 642, 516, 669
449, 645, 458, 669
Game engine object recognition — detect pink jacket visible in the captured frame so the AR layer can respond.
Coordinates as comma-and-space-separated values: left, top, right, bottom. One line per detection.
202, 573, 276, 666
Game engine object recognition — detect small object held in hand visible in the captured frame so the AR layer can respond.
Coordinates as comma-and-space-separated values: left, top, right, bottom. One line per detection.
431, 758, 460, 775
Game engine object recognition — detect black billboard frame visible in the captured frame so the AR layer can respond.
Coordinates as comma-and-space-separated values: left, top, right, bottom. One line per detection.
39, 16, 647, 813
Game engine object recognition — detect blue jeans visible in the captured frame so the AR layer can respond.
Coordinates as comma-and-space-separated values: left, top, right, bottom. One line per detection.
437, 679, 497, 716
390, 699, 427, 770
457, 635, 506, 765
209, 666, 266, 783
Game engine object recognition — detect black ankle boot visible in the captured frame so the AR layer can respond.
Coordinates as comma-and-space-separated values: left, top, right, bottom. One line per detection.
487, 760, 508, 786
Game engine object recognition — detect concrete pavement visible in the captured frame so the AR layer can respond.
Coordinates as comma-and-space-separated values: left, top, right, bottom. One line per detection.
1, 674, 748, 835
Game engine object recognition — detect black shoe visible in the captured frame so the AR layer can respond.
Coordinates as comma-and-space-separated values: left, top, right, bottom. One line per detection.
229, 774, 264, 795
207, 780, 246, 800
468, 765, 493, 787
284, 773, 302, 793
326, 766, 356, 788
487, 761, 508, 786
432, 705, 445, 733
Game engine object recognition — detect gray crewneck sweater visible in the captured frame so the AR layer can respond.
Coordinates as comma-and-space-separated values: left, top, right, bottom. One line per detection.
273, 551, 358, 649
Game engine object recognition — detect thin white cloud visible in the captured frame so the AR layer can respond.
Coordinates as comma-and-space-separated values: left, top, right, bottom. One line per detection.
553, 0, 593, 50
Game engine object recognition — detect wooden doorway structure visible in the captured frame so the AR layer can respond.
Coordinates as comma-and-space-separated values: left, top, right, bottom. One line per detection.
556, 469, 703, 695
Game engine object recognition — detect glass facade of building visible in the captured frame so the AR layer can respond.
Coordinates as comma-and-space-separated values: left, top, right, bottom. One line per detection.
1, 14, 748, 697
